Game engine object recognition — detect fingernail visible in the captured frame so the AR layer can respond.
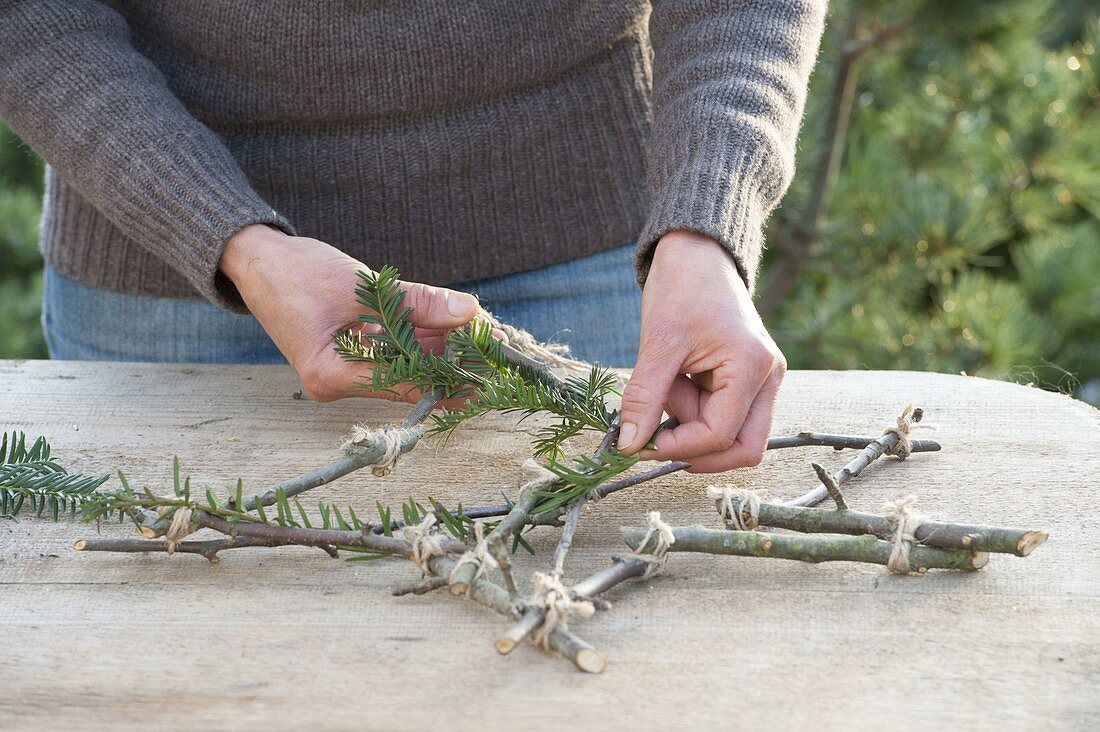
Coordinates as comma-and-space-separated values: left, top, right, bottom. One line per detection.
617, 422, 638, 451
448, 294, 477, 319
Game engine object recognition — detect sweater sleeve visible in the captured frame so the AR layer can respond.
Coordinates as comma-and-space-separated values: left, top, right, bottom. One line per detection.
636, 0, 827, 292
0, 0, 294, 311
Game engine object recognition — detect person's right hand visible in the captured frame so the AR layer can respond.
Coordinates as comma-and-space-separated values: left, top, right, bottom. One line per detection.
219, 224, 481, 403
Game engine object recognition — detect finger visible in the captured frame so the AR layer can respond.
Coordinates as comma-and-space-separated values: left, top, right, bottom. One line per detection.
300, 349, 401, 403
414, 327, 447, 340
664, 374, 703, 425
650, 361, 767, 461
400, 280, 479, 329
682, 369, 783, 472
617, 344, 681, 454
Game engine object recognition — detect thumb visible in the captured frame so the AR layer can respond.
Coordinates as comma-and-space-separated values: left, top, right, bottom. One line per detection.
400, 280, 479, 329
617, 343, 679, 455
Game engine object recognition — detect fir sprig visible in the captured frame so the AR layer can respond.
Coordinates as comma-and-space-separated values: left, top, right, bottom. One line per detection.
529, 450, 640, 516
0, 431, 110, 520
82, 458, 472, 559
335, 265, 621, 460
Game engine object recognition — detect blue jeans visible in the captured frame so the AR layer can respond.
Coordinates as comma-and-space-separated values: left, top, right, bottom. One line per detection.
42, 245, 642, 367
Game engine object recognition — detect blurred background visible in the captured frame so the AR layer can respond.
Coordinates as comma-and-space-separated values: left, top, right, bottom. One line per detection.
1, 0, 1097, 404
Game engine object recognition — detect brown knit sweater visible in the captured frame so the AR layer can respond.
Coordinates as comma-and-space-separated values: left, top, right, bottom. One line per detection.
0, 1, 825, 312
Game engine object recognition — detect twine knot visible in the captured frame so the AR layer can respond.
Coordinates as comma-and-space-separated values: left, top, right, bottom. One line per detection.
401, 513, 445, 575
528, 571, 595, 649
343, 424, 422, 477
156, 503, 196, 554
478, 308, 592, 376
521, 458, 560, 487
883, 494, 926, 574
448, 520, 498, 590
707, 485, 767, 530
629, 511, 676, 576
883, 405, 931, 461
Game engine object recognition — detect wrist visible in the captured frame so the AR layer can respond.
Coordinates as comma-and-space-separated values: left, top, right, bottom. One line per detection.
219, 224, 289, 286
653, 231, 745, 285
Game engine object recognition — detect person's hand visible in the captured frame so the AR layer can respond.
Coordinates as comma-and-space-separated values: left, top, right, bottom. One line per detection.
219, 224, 480, 403
616, 231, 786, 472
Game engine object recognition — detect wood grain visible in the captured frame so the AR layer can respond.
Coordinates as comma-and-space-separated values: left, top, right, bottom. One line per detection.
1, 360, 1097, 729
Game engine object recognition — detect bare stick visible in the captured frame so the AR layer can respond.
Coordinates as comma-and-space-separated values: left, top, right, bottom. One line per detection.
233, 388, 442, 512
447, 478, 545, 595
768, 432, 940, 452
549, 421, 620, 576
486, 534, 520, 599
785, 408, 927, 508
571, 557, 649, 598
812, 462, 848, 510
622, 525, 988, 572
551, 500, 584, 577
594, 460, 691, 500
748, 502, 1047, 557
73, 536, 338, 562
428, 555, 604, 673
392, 576, 448, 596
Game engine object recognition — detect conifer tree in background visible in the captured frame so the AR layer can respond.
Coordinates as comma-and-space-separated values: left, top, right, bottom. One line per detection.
763, 0, 1099, 403
0, 119, 46, 358
0, 0, 1096, 402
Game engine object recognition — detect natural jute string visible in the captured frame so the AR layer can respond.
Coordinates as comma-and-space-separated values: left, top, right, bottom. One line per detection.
883, 494, 926, 574
478, 308, 591, 376
448, 520, 498, 590
882, 404, 933, 461
706, 485, 768, 530
628, 510, 676, 576
402, 513, 445, 575
528, 571, 595, 650
157, 503, 196, 554
343, 424, 423, 477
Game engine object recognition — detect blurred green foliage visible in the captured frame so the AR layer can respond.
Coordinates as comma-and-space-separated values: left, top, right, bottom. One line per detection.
763, 0, 1099, 404
0, 1, 1097, 404
0, 120, 46, 359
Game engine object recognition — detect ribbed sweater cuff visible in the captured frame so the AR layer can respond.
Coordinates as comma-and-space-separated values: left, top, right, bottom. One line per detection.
122, 138, 295, 313
635, 139, 778, 295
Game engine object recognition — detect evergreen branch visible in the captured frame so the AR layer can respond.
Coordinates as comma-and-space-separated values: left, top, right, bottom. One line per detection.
529, 450, 639, 516
81, 459, 468, 557
0, 431, 110, 520
354, 266, 420, 358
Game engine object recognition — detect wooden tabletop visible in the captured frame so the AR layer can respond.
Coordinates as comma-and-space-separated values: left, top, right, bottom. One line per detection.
1, 360, 1097, 730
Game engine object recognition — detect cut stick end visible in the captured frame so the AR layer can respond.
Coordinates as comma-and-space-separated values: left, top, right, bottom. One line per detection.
574, 648, 606, 674
971, 551, 990, 570
448, 583, 469, 597
73, 540, 86, 551
136, 525, 157, 539
1016, 531, 1049, 557
495, 638, 517, 655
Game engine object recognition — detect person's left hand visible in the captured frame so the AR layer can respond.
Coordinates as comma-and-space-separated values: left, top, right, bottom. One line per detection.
615, 230, 786, 472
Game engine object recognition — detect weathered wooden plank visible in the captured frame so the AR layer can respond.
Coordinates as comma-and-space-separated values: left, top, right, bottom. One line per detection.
1, 360, 1097, 729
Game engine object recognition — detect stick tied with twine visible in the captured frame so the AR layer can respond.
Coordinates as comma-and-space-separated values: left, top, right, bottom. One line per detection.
402, 513, 445, 576
478, 308, 591, 376
156, 503, 196, 554
528, 571, 595, 650
883, 494, 927, 574
627, 510, 676, 577
448, 520, 499, 591
883, 405, 932, 461
707, 485, 768, 530
343, 424, 423, 477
